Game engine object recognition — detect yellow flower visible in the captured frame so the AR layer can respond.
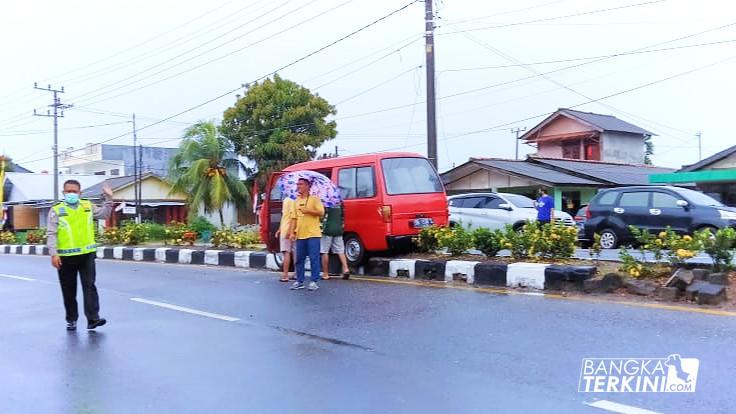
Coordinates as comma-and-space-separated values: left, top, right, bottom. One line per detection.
683, 235, 692, 242
655, 239, 663, 245
505, 243, 513, 249
659, 232, 667, 239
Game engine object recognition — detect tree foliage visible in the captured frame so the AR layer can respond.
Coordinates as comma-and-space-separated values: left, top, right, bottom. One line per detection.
644, 136, 654, 165
220, 75, 337, 184
168, 120, 248, 226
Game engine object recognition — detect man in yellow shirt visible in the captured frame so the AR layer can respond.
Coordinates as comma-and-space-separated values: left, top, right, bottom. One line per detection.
289, 178, 325, 291
274, 197, 295, 282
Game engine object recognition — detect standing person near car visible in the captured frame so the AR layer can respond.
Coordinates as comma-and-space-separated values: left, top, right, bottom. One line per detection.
535, 187, 555, 225
274, 197, 296, 282
320, 203, 350, 280
290, 178, 325, 291
47, 180, 113, 331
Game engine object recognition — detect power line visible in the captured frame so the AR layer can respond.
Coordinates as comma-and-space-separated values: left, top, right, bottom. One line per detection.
0, 0, 254, 108
19, 1, 420, 166
0, 121, 132, 136
334, 65, 422, 105
439, 39, 736, 73
436, 0, 668, 36
70, 0, 310, 104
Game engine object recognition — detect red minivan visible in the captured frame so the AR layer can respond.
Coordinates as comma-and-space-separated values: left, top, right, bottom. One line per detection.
259, 152, 448, 265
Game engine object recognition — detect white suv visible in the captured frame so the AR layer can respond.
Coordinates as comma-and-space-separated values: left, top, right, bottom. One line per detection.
448, 192, 575, 230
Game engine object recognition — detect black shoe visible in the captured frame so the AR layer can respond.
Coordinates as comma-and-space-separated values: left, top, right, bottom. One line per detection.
342, 271, 351, 280
87, 318, 107, 330
66, 321, 77, 331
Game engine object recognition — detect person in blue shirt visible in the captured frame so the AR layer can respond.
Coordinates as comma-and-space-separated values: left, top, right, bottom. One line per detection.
535, 188, 555, 225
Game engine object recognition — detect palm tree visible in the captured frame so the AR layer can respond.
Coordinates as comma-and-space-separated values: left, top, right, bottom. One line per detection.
169, 120, 248, 226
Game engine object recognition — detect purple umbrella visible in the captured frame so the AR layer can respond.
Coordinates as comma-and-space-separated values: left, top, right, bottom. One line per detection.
277, 170, 342, 208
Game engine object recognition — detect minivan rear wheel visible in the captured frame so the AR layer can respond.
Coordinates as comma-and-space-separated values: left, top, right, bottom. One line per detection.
598, 229, 619, 249
343, 233, 365, 267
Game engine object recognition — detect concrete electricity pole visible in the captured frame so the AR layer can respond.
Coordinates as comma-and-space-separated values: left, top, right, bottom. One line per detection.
425, 0, 438, 169
511, 127, 527, 160
33, 83, 72, 202
696, 131, 702, 161
132, 113, 142, 223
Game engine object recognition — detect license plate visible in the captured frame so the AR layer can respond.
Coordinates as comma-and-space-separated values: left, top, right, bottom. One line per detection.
413, 218, 434, 228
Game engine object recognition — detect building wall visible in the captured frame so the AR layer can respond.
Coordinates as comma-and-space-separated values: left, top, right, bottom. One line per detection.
445, 169, 540, 192
539, 116, 594, 137
114, 177, 186, 201
102, 145, 177, 177
65, 160, 125, 176
600, 132, 645, 164
705, 152, 736, 170
537, 143, 563, 158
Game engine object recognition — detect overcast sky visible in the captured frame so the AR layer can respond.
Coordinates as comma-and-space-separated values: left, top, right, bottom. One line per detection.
1, 0, 734, 173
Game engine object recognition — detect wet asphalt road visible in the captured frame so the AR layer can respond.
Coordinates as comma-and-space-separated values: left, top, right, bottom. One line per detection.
1, 255, 735, 414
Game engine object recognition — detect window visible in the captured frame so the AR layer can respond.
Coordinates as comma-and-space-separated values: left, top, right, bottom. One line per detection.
381, 157, 443, 195
338, 168, 356, 200
584, 141, 600, 161
355, 167, 376, 198
338, 167, 376, 200
455, 197, 484, 208
618, 192, 650, 208
110, 169, 120, 176
503, 194, 535, 208
562, 140, 581, 159
596, 191, 618, 206
484, 197, 505, 209
652, 192, 680, 209
673, 188, 724, 207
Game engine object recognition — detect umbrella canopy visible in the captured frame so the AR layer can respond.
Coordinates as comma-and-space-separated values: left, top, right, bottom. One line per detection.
277, 170, 342, 208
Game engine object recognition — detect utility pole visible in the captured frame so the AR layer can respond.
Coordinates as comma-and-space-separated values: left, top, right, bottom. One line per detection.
334, 145, 339, 158
132, 114, 141, 223
424, 0, 438, 169
138, 144, 143, 221
511, 127, 527, 160
696, 131, 702, 161
33, 83, 72, 202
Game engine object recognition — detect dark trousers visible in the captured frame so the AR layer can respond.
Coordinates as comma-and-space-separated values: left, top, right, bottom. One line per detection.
295, 237, 321, 283
57, 253, 100, 322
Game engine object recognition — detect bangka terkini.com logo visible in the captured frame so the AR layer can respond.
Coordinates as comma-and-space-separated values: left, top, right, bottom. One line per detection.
579, 354, 699, 393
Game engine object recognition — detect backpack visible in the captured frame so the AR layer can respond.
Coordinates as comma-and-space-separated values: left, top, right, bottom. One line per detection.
322, 206, 344, 237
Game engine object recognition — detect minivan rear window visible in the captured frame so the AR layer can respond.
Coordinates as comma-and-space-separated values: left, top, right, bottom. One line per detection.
381, 157, 443, 195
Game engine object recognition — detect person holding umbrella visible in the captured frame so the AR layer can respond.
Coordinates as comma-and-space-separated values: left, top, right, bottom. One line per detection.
290, 177, 325, 291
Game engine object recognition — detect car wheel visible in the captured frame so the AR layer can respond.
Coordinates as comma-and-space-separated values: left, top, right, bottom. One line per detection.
343, 233, 365, 267
598, 229, 619, 249
273, 252, 284, 268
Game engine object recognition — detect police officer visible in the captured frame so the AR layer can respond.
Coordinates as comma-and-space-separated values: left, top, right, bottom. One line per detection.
47, 179, 113, 331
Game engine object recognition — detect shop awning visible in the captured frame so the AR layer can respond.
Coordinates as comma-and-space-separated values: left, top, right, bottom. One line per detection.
650, 169, 736, 184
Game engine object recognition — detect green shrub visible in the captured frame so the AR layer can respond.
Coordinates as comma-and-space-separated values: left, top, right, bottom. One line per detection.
472, 227, 503, 257
696, 227, 736, 272
144, 222, 166, 241
0, 231, 17, 244
26, 228, 47, 244
189, 216, 216, 237
413, 225, 441, 253
212, 228, 260, 249
164, 221, 191, 245
436, 225, 474, 256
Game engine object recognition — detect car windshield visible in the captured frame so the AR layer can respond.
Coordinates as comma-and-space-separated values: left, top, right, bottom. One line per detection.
381, 157, 444, 195
502, 194, 535, 208
674, 188, 724, 207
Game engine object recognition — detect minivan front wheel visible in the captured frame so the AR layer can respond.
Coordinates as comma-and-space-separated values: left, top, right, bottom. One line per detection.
343, 233, 365, 267
598, 229, 619, 249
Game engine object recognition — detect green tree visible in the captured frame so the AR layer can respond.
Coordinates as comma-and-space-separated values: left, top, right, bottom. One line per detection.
644, 136, 654, 165
220, 75, 337, 184
169, 120, 248, 226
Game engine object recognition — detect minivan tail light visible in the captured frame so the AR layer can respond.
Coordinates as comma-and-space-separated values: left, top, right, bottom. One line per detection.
585, 206, 592, 220
381, 205, 392, 223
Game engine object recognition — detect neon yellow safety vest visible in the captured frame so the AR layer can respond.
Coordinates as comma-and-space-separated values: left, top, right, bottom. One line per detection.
53, 199, 97, 256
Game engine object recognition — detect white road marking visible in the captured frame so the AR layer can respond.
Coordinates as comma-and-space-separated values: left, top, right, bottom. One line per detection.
130, 298, 240, 322
0, 273, 36, 281
586, 399, 662, 414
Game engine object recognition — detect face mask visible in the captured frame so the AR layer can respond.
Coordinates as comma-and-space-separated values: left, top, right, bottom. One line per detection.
64, 193, 80, 205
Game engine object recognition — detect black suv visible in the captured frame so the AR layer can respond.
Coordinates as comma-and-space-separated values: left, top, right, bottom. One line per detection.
583, 186, 736, 249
